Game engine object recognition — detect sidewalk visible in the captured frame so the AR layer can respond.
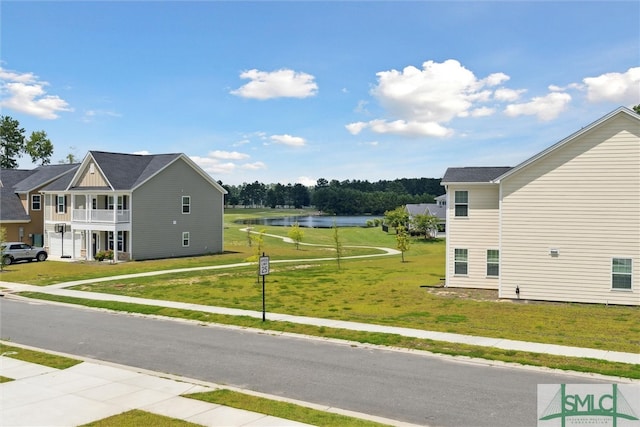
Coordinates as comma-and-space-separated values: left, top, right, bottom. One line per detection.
1, 280, 638, 365
1, 278, 638, 427
1, 355, 315, 427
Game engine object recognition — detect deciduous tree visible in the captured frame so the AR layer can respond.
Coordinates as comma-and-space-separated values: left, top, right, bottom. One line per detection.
287, 222, 304, 249
1, 116, 54, 168
412, 213, 440, 239
396, 225, 410, 262
384, 206, 409, 233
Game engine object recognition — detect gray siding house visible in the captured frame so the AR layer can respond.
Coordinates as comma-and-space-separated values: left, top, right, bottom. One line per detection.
40, 151, 227, 261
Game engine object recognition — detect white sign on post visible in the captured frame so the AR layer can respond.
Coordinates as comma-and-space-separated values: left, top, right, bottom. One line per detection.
259, 255, 270, 276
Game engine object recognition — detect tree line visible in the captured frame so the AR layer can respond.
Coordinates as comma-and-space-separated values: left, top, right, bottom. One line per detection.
220, 177, 445, 215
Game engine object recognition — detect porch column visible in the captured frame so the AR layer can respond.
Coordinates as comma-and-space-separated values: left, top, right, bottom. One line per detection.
87, 229, 93, 261
113, 230, 119, 264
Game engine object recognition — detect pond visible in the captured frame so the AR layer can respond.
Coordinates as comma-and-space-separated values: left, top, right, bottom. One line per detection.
237, 215, 382, 228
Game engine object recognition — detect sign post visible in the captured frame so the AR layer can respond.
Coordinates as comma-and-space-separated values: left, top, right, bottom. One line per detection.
259, 253, 270, 321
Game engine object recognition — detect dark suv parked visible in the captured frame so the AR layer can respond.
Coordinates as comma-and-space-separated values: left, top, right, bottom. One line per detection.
1, 242, 48, 265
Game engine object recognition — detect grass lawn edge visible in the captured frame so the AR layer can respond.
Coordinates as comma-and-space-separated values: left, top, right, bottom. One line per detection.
11, 292, 640, 380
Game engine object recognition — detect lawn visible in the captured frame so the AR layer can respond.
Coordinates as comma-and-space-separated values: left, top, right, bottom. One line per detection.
2, 208, 639, 358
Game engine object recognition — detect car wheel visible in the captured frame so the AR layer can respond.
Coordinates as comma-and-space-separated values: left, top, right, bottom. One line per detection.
36, 252, 48, 262
3, 256, 13, 266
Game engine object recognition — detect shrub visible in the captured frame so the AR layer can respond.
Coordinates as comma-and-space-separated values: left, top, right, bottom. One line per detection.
94, 250, 114, 262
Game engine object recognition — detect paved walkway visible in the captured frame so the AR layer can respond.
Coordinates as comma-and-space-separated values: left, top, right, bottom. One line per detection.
1, 354, 315, 427
1, 280, 638, 365
1, 252, 638, 426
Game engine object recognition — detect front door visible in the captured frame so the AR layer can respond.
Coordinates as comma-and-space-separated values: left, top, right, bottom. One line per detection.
92, 232, 100, 259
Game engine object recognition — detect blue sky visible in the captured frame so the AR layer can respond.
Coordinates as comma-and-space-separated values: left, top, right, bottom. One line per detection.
1, 1, 638, 186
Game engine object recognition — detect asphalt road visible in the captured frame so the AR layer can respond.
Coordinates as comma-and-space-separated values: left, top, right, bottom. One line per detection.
0, 297, 611, 426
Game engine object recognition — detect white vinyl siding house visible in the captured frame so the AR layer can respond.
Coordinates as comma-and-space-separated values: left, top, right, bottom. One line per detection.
496, 110, 639, 305
444, 182, 503, 289
442, 107, 639, 306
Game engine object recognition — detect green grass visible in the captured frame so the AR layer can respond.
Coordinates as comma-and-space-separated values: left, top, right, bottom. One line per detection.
2, 208, 639, 376
17, 293, 640, 379
80, 410, 199, 427
60, 249, 639, 354
186, 389, 391, 427
0, 342, 81, 369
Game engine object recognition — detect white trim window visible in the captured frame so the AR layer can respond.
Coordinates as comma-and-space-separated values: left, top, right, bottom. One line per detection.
454, 191, 468, 217
108, 196, 124, 211
108, 231, 125, 251
487, 249, 499, 277
182, 232, 190, 247
182, 196, 191, 214
612, 258, 632, 290
31, 194, 41, 211
56, 195, 66, 213
454, 249, 468, 275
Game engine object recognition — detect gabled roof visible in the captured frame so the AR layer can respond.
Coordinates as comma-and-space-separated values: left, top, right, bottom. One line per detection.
0, 169, 35, 222
405, 203, 430, 216
50, 151, 227, 194
14, 163, 79, 193
74, 151, 183, 190
441, 167, 512, 184
493, 106, 639, 182
1, 165, 79, 222
405, 203, 446, 220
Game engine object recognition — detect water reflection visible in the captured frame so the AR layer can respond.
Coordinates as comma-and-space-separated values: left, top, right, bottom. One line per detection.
237, 215, 382, 228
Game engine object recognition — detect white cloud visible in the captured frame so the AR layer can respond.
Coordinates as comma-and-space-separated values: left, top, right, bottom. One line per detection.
0, 67, 73, 119
481, 72, 510, 87
190, 150, 264, 176
470, 107, 495, 117
494, 88, 526, 102
209, 150, 250, 160
345, 121, 368, 135
242, 161, 267, 170
296, 176, 316, 186
133, 150, 152, 155
230, 68, 318, 100
582, 67, 640, 104
350, 59, 519, 137
504, 92, 572, 121
367, 119, 453, 137
270, 134, 306, 147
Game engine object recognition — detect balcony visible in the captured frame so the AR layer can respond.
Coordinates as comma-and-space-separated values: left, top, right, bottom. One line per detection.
72, 209, 130, 224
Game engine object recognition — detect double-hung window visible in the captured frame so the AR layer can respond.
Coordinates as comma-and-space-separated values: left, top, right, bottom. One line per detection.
56, 195, 66, 213
612, 258, 632, 290
182, 196, 191, 214
487, 250, 499, 277
108, 231, 125, 251
108, 196, 124, 211
454, 191, 468, 217
32, 194, 41, 211
454, 249, 468, 275
182, 232, 190, 247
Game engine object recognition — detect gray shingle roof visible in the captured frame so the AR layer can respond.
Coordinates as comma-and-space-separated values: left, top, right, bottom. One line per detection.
1, 169, 35, 221
14, 163, 79, 192
76, 151, 182, 190
441, 167, 512, 183
405, 203, 446, 220
1, 165, 79, 221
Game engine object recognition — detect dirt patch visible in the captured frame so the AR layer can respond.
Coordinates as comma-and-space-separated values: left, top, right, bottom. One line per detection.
425, 287, 500, 302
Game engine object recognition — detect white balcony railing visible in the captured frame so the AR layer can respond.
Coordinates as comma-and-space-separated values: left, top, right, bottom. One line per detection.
72, 209, 130, 224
